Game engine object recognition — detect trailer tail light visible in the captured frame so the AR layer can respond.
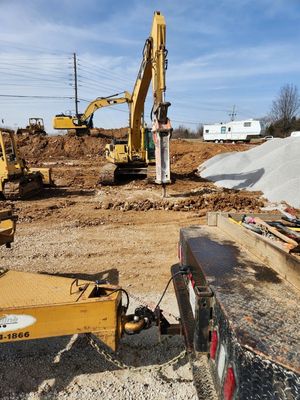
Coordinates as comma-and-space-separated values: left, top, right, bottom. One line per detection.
223, 367, 236, 400
210, 330, 218, 360
188, 273, 195, 288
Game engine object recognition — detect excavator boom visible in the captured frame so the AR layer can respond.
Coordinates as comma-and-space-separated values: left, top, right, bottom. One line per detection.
81, 91, 131, 121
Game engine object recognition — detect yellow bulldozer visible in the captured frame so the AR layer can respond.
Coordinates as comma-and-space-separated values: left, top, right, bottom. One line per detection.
0, 130, 53, 200
17, 118, 46, 136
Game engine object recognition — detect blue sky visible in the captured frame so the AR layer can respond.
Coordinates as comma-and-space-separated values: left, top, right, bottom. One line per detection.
1, 0, 300, 132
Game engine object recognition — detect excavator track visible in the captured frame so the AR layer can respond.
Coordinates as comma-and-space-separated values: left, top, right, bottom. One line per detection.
99, 163, 117, 185
3, 174, 43, 200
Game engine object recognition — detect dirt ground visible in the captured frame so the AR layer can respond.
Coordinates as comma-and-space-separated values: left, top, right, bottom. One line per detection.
0, 135, 264, 399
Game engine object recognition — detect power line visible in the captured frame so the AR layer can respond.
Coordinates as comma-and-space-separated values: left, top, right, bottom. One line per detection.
78, 58, 131, 85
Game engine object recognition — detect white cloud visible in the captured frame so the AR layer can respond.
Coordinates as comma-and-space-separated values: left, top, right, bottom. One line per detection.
168, 43, 300, 82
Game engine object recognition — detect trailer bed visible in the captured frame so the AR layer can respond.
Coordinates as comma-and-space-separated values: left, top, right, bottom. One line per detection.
181, 225, 299, 372
174, 213, 300, 399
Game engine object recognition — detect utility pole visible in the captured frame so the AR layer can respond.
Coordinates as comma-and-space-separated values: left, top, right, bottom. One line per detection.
229, 105, 237, 121
73, 52, 79, 117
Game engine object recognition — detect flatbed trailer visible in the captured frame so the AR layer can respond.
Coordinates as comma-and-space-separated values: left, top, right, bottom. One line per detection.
172, 212, 300, 400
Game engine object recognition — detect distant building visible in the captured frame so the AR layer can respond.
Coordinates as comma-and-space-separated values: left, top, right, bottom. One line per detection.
203, 119, 262, 142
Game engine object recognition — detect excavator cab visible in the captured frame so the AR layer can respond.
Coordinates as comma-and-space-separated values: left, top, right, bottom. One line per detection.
144, 128, 155, 164
0, 131, 25, 178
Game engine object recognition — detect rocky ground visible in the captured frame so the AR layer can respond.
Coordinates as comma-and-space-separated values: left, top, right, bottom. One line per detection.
0, 133, 264, 399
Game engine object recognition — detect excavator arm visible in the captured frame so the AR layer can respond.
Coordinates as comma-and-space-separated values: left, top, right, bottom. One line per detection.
53, 92, 131, 133
149, 12, 172, 186
129, 12, 170, 151
80, 91, 131, 122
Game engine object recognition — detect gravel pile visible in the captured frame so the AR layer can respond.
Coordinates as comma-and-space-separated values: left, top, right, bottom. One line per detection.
199, 137, 300, 208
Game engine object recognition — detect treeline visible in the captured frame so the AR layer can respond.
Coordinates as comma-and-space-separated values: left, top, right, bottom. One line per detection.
265, 84, 300, 137
265, 117, 300, 138
172, 124, 203, 139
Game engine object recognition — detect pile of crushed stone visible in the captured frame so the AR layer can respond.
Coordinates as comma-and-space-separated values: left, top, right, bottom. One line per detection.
198, 137, 300, 208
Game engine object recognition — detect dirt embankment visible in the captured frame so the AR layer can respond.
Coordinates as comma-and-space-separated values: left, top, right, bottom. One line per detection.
16, 128, 127, 161
170, 140, 249, 175
16, 133, 248, 167
6, 134, 262, 218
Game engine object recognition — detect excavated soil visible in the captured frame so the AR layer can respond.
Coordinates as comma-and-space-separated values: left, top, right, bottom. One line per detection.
0, 133, 263, 399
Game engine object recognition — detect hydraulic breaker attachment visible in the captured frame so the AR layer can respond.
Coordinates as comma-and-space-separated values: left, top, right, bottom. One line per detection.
152, 102, 172, 194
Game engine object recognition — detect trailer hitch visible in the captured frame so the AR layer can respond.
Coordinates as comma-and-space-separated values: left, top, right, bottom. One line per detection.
122, 305, 180, 336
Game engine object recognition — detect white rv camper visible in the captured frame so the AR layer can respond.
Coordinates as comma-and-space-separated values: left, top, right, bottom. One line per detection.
203, 119, 262, 142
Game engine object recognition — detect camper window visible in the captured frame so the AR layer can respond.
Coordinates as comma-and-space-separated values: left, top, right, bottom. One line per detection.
228, 127, 231, 132
244, 122, 251, 127
205, 129, 209, 133
221, 126, 226, 134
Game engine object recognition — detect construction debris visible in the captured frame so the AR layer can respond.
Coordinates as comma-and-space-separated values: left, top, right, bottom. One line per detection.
98, 192, 263, 213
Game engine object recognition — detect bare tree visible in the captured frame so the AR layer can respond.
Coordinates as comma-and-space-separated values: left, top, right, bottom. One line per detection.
271, 84, 300, 133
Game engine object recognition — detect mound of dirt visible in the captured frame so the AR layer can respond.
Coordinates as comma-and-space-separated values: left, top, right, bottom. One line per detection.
16, 131, 250, 173
170, 140, 249, 175
90, 127, 127, 139
16, 128, 127, 161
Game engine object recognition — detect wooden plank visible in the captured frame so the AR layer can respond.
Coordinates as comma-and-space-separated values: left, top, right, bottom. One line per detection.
255, 217, 298, 247
216, 213, 300, 291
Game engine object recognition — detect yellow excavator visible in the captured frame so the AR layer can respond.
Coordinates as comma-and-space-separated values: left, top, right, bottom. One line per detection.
0, 130, 53, 200
101, 11, 172, 188
53, 92, 131, 135
53, 11, 172, 189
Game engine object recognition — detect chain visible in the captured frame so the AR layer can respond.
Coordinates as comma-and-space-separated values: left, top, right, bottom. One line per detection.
126, 291, 180, 321
86, 333, 187, 372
